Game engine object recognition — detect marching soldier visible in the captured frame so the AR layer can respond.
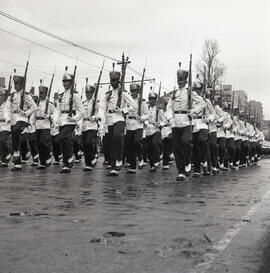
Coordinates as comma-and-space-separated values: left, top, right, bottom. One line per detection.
9, 75, 37, 171
125, 83, 150, 174
167, 68, 205, 181
223, 111, 235, 169
81, 84, 102, 171
28, 96, 39, 166
205, 92, 219, 174
53, 70, 84, 173
51, 92, 62, 165
35, 85, 55, 169
105, 70, 136, 176
145, 92, 165, 172
214, 101, 228, 171
191, 81, 210, 177
0, 88, 12, 167
159, 96, 172, 170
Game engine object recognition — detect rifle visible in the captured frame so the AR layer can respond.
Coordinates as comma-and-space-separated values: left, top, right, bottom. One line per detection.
91, 60, 105, 116
7, 75, 12, 95
116, 53, 129, 108
20, 53, 30, 110
188, 54, 192, 129
45, 66, 56, 115
155, 82, 162, 122
68, 61, 78, 117
137, 67, 146, 116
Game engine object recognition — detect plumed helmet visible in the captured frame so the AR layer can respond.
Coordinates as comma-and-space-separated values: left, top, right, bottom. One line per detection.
148, 91, 157, 100
39, 85, 48, 93
130, 83, 140, 91
177, 69, 188, 81
13, 75, 24, 83
85, 84, 95, 93
109, 71, 121, 80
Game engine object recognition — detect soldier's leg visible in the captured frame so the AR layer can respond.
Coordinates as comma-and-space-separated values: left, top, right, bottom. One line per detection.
163, 137, 171, 167
208, 132, 218, 172
11, 121, 28, 168
57, 125, 76, 169
112, 121, 125, 167
0, 131, 11, 166
125, 130, 135, 170
102, 133, 110, 164
134, 128, 144, 165
181, 126, 193, 172
52, 134, 62, 164
217, 137, 226, 169
172, 127, 185, 174
38, 129, 51, 167
29, 132, 39, 165
152, 131, 162, 166
192, 132, 201, 174
146, 134, 154, 168
227, 137, 235, 168
20, 132, 30, 161
88, 130, 98, 165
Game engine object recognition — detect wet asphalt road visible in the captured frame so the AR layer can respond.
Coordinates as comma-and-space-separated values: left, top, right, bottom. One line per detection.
1, 158, 270, 273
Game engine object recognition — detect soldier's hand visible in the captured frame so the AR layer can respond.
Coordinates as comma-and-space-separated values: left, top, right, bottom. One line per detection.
187, 110, 195, 118
90, 116, 96, 122
18, 109, 27, 116
202, 116, 209, 123
115, 107, 123, 114
67, 116, 75, 122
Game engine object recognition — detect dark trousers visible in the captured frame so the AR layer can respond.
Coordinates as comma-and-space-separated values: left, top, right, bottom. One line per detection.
56, 125, 76, 166
163, 135, 172, 166
146, 131, 162, 168
82, 130, 97, 167
0, 131, 10, 162
11, 121, 28, 157
142, 137, 148, 163
20, 132, 29, 161
208, 132, 218, 168
234, 139, 242, 164
29, 132, 39, 159
172, 126, 193, 174
250, 142, 256, 161
126, 129, 143, 169
52, 135, 62, 162
73, 134, 82, 160
217, 137, 226, 166
241, 140, 250, 164
226, 137, 235, 164
108, 121, 125, 167
102, 133, 110, 163
192, 129, 209, 172
36, 129, 51, 165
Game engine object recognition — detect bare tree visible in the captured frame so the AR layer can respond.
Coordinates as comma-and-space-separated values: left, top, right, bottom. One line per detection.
196, 40, 226, 89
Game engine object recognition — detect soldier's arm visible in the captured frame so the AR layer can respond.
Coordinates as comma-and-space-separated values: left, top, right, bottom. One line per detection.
140, 100, 150, 122
72, 93, 84, 122
191, 91, 206, 115
122, 92, 136, 115
24, 94, 38, 116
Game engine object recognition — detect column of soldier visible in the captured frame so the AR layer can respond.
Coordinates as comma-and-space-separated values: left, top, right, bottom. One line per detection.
0, 55, 265, 181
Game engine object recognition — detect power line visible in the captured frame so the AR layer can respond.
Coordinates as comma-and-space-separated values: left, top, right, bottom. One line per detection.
0, 27, 105, 70
0, 10, 119, 62
0, 11, 172, 92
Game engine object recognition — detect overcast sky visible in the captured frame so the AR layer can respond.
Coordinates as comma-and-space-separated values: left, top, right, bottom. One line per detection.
1, 0, 270, 117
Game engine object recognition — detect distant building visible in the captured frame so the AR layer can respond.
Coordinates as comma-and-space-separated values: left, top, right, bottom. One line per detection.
248, 100, 263, 127
0, 77, 5, 87
232, 90, 248, 114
